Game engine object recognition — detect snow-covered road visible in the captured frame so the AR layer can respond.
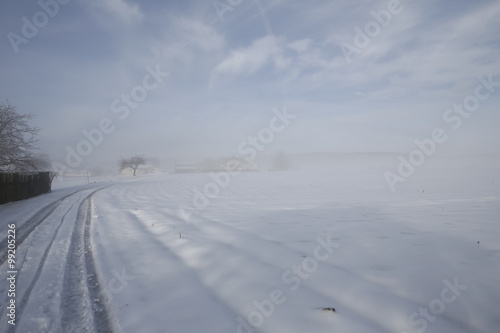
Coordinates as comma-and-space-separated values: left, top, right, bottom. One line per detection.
1, 184, 119, 333
1, 165, 499, 333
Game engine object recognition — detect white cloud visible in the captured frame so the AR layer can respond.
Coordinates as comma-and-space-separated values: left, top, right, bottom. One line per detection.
214, 35, 283, 76
176, 18, 225, 51
90, 0, 143, 23
281, 0, 500, 101
147, 18, 226, 80
287, 39, 313, 53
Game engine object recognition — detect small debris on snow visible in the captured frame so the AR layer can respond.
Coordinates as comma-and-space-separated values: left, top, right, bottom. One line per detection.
321, 307, 336, 313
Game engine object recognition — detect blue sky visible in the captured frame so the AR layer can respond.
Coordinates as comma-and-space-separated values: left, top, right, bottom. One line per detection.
1, 0, 499, 168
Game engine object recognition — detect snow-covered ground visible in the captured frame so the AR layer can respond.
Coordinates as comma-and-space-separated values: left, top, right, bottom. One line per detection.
1, 156, 499, 333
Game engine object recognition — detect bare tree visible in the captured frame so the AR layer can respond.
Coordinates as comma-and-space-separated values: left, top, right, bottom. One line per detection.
120, 155, 146, 176
29, 153, 52, 171
0, 103, 41, 172
48, 171, 58, 192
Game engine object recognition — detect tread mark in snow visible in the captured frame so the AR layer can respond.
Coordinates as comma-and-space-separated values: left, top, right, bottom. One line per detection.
6, 203, 76, 333
0, 189, 85, 267
60, 188, 115, 333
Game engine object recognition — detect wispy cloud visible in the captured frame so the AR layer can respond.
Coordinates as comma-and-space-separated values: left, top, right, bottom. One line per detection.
89, 0, 143, 23
177, 18, 225, 52
214, 35, 284, 76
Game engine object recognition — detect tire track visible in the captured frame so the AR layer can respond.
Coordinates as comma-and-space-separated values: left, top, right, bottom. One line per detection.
60, 187, 115, 333
0, 189, 85, 267
6, 201, 77, 333
84, 194, 115, 333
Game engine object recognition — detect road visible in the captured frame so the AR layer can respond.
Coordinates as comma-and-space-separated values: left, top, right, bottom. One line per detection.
0, 185, 118, 333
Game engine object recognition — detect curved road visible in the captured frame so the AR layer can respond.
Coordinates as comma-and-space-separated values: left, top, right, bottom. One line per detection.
0, 185, 118, 333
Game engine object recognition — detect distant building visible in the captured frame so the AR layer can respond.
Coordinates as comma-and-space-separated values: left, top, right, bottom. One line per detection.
145, 158, 161, 169
174, 158, 258, 174
174, 163, 199, 173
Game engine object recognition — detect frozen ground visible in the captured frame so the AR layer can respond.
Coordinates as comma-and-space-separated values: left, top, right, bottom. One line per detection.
1, 156, 499, 333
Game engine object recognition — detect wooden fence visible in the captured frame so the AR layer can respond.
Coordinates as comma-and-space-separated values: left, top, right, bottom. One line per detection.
0, 172, 51, 204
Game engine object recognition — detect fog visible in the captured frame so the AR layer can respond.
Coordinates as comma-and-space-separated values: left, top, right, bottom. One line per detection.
1, 0, 499, 175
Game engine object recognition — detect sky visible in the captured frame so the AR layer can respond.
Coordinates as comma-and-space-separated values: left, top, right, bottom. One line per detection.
1, 0, 499, 170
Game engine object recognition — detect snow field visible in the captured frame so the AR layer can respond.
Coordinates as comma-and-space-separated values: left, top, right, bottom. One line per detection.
90, 167, 500, 333
1, 158, 499, 333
